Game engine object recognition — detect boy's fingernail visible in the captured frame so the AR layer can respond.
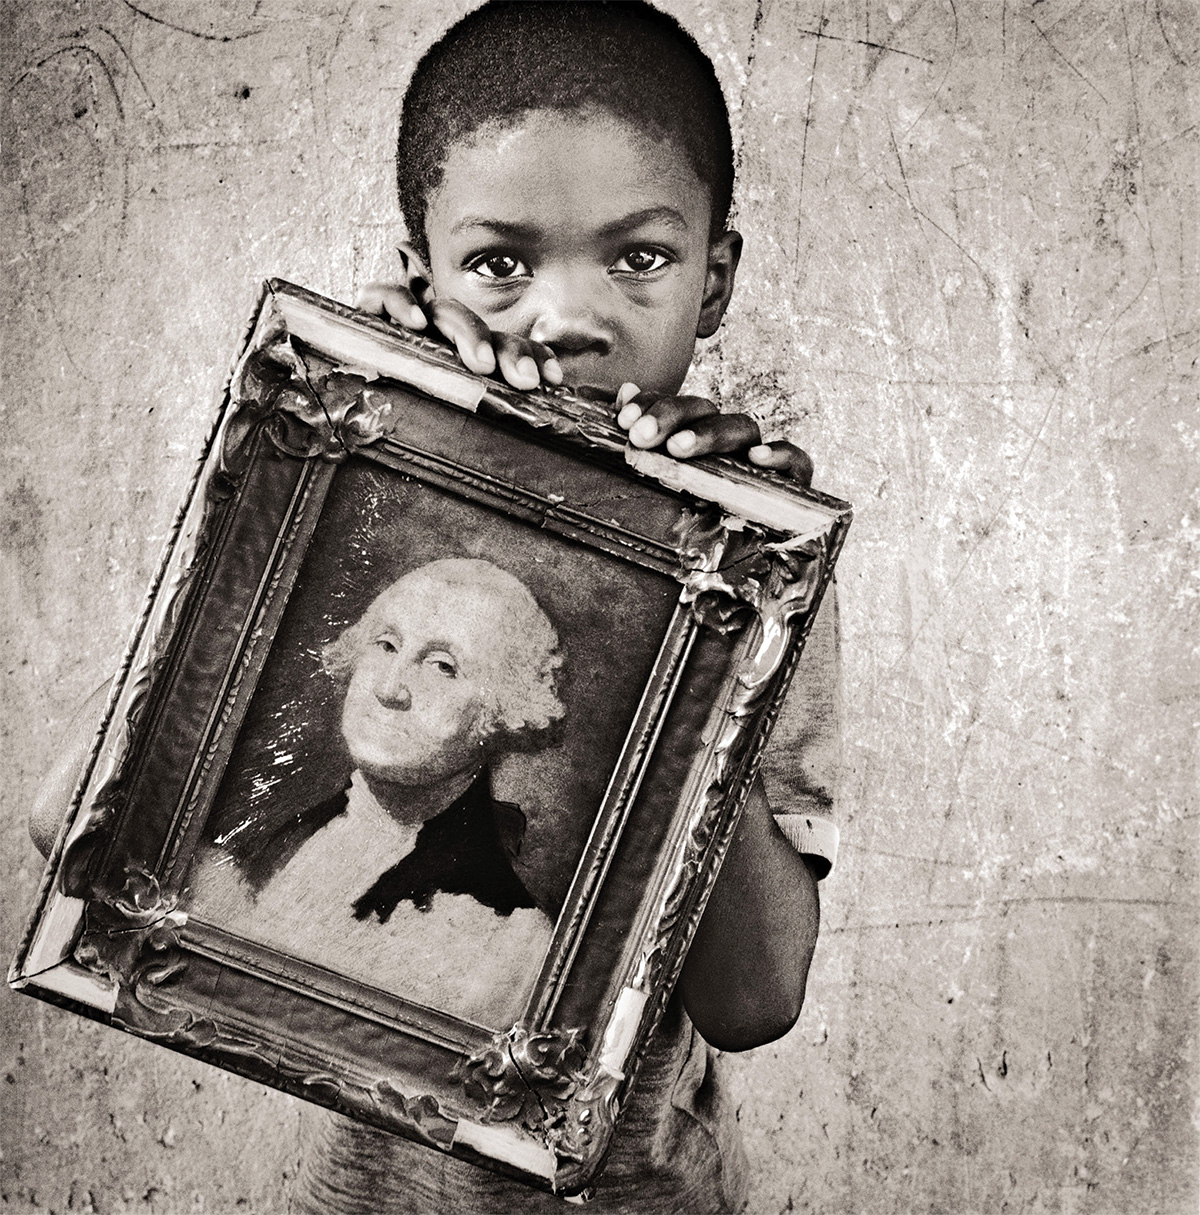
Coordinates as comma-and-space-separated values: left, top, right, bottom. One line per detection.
668, 430, 697, 455
544, 359, 563, 384
617, 403, 642, 429
410, 306, 426, 327
476, 343, 496, 369
748, 444, 772, 461
516, 356, 538, 382
630, 416, 658, 446
616, 382, 641, 408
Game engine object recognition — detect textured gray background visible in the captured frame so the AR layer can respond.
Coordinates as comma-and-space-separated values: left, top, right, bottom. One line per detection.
2, 1, 1196, 1211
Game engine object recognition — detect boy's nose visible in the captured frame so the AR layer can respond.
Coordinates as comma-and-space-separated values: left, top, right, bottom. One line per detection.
526, 275, 614, 356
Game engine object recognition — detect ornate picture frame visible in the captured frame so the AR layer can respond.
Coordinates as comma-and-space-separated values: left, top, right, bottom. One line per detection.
10, 282, 851, 1199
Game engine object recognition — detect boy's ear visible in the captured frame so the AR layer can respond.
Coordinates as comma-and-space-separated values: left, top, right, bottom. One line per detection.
697, 230, 742, 339
398, 240, 435, 302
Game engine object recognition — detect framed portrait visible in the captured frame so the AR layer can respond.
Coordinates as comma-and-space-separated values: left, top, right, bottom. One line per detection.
10, 282, 851, 1198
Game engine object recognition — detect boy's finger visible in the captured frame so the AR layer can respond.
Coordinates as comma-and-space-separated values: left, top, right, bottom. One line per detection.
665, 413, 761, 459
530, 340, 564, 386
493, 333, 563, 389
748, 441, 815, 487
493, 333, 543, 391
356, 282, 427, 330
428, 300, 497, 375
626, 395, 720, 449
616, 384, 653, 430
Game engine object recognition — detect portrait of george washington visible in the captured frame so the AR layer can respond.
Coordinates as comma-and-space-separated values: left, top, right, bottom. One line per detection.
186, 557, 567, 1026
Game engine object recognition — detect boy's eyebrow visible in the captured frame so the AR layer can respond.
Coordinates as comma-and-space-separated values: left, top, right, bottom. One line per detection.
449, 207, 690, 241
596, 206, 690, 237
450, 218, 542, 240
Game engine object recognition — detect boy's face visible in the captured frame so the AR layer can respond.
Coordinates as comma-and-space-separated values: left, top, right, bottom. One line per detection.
422, 108, 739, 398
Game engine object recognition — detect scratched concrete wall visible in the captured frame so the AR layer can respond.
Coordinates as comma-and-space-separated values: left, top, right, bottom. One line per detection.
2, 1, 1196, 1211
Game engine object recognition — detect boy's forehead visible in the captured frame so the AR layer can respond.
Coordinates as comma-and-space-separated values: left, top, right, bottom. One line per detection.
426, 108, 712, 241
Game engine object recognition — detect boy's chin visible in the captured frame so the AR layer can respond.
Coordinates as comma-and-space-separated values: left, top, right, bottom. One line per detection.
564, 373, 690, 401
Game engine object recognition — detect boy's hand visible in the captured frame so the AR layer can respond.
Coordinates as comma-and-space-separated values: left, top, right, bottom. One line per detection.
356, 246, 563, 392
616, 385, 815, 488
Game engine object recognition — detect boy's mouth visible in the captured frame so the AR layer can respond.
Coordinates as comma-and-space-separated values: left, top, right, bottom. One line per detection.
569, 384, 619, 403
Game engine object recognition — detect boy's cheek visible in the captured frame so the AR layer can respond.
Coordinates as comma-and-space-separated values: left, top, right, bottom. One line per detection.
436, 280, 522, 331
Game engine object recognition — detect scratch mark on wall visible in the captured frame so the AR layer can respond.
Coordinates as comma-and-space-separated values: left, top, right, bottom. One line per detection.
94, 24, 159, 114
734, 0, 766, 180
832, 890, 1189, 937
1028, 15, 1109, 104
1121, 2, 1175, 361
12, 35, 133, 379
901, 0, 959, 136
976, 1057, 992, 1090
826, 915, 991, 935
843, 843, 967, 868
885, 114, 957, 339
1154, 0, 1192, 67
15, 43, 124, 119
1092, 268, 1157, 372
881, 152, 990, 289
940, 895, 1191, 911
120, 0, 267, 42
793, 24, 933, 65
793, 0, 826, 261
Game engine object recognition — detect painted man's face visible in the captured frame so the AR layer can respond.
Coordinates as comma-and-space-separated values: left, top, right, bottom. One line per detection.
340, 571, 498, 787
423, 107, 738, 398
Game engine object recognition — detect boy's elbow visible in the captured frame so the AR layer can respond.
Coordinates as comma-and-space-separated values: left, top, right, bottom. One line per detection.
29, 756, 81, 859
683, 968, 810, 1053
693, 997, 807, 1054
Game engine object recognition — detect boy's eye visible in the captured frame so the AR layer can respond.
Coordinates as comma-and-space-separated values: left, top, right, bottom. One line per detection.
470, 254, 528, 280
374, 636, 398, 654
612, 248, 670, 275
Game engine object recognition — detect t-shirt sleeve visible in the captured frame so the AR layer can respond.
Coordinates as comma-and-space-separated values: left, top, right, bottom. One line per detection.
757, 580, 842, 826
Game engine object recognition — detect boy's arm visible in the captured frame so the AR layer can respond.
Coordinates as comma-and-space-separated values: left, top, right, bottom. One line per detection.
681, 585, 841, 1051
30, 680, 112, 857
679, 777, 820, 1052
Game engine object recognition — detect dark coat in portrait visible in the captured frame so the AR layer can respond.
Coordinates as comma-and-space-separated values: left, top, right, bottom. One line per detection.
234, 772, 540, 918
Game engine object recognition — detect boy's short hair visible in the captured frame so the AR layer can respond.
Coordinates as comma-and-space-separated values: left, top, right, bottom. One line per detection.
397, 1, 735, 260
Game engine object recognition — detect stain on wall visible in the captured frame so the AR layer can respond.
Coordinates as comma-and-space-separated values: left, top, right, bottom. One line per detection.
2, 1, 1196, 1211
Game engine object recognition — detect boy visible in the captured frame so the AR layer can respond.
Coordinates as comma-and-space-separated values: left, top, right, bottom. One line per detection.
32, 3, 840, 1212
304, 4, 838, 1213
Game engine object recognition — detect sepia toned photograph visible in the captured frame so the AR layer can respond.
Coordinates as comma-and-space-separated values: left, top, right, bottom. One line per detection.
4, 0, 1195, 1212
